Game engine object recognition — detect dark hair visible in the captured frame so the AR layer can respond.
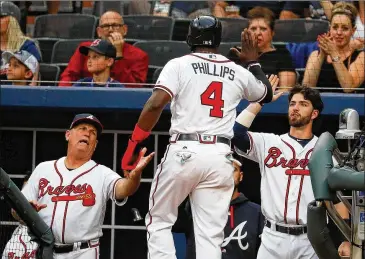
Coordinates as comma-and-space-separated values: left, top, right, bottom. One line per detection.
23, 170, 32, 182
288, 85, 324, 116
331, 2, 358, 27
247, 6, 275, 31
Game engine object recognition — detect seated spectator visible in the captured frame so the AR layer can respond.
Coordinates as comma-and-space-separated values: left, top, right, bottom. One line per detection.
59, 11, 148, 87
280, 1, 328, 20
228, 7, 296, 90
303, 2, 365, 92
72, 39, 124, 88
213, 1, 285, 19
2, 50, 39, 86
0, 1, 41, 81
321, 0, 364, 50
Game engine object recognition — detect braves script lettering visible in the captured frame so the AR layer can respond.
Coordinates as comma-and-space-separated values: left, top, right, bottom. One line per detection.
39, 178, 87, 197
264, 147, 309, 169
7, 250, 36, 259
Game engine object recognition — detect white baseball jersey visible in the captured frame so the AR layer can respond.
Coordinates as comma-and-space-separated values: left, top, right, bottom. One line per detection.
237, 133, 317, 225
154, 53, 268, 138
1, 225, 38, 259
21, 157, 126, 245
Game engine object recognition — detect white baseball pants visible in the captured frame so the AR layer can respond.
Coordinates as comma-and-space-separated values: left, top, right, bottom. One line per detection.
257, 226, 319, 259
146, 141, 234, 259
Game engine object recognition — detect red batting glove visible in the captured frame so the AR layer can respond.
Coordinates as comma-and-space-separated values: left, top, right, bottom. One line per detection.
121, 124, 150, 171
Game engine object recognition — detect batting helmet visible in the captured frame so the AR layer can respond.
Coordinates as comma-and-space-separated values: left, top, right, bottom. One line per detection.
186, 16, 222, 50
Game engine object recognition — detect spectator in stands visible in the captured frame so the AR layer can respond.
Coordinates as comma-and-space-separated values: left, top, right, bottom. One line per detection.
303, 2, 365, 92
72, 39, 124, 88
321, 0, 364, 50
228, 7, 296, 90
2, 50, 39, 86
0, 1, 41, 81
212, 1, 285, 19
279, 1, 328, 20
59, 11, 148, 87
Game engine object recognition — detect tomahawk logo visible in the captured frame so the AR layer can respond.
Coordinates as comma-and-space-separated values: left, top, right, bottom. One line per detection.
221, 221, 249, 250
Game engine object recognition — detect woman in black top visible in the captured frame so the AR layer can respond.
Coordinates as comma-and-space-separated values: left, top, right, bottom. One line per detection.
228, 6, 297, 90
303, 2, 365, 93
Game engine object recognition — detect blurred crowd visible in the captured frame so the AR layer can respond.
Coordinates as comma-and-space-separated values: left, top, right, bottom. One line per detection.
0, 0, 364, 92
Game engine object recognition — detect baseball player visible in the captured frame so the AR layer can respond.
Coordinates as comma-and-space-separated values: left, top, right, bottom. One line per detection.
121, 15, 273, 259
16, 113, 154, 259
2, 172, 38, 259
232, 84, 350, 259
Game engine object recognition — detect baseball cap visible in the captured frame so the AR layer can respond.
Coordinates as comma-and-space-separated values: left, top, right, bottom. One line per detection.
2, 50, 39, 74
0, 1, 21, 23
70, 113, 103, 137
79, 39, 117, 59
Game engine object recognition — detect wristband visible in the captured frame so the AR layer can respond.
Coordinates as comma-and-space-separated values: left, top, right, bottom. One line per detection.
131, 124, 150, 142
236, 109, 256, 128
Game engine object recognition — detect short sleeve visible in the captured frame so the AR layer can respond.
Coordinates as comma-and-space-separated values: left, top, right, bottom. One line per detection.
154, 59, 180, 99
103, 169, 127, 206
21, 166, 41, 201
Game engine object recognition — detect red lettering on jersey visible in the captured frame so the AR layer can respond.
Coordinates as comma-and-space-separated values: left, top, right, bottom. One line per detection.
7, 251, 36, 259
38, 178, 95, 206
264, 147, 310, 170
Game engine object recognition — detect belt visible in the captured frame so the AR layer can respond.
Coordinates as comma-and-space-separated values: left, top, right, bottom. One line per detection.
54, 241, 91, 253
170, 134, 231, 146
265, 220, 307, 236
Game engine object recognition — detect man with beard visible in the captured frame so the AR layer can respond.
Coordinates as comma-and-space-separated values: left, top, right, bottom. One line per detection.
232, 84, 350, 259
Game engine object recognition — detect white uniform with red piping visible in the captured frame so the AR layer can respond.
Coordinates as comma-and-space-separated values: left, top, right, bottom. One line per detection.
2, 225, 38, 259
146, 53, 268, 259
237, 132, 319, 259
21, 157, 126, 259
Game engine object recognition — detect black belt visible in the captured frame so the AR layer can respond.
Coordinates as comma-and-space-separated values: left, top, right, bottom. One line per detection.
172, 134, 231, 146
54, 242, 89, 253
265, 221, 307, 236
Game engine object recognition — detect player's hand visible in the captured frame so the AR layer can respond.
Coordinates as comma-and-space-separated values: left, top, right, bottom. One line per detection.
230, 28, 259, 64
267, 74, 283, 102
123, 148, 155, 179
29, 200, 47, 212
108, 32, 125, 57
338, 241, 351, 257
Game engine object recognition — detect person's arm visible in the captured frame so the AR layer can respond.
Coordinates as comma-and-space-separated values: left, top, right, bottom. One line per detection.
114, 50, 149, 86
320, 1, 334, 20
302, 50, 325, 87
115, 147, 154, 199
233, 75, 281, 153
331, 51, 365, 92
213, 1, 228, 17
121, 59, 179, 171
59, 43, 88, 86
335, 202, 351, 257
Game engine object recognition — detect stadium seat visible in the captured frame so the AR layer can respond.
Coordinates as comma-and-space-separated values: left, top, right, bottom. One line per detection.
123, 15, 174, 40
219, 18, 249, 43
28, 1, 48, 13
152, 66, 163, 84
273, 19, 329, 42
39, 64, 61, 86
172, 18, 190, 41
146, 65, 162, 85
35, 38, 60, 63
34, 14, 98, 39
133, 40, 190, 67
295, 68, 305, 84
51, 39, 90, 65
93, 1, 126, 16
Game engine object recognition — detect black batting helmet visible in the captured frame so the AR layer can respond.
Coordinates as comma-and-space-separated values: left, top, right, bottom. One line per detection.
186, 15, 222, 50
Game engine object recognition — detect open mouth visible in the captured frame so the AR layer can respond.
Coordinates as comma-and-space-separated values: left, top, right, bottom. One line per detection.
78, 139, 89, 145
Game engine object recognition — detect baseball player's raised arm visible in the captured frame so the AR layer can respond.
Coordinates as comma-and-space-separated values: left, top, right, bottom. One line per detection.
121, 60, 179, 171
242, 65, 273, 104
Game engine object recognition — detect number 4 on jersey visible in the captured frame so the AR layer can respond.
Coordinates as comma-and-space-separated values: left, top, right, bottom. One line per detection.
200, 81, 224, 118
